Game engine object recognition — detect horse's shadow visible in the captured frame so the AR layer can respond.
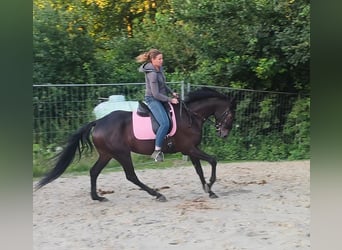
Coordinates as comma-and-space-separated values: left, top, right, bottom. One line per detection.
218, 189, 252, 197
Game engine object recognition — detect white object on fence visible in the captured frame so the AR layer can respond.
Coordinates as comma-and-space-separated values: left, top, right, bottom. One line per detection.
93, 95, 139, 119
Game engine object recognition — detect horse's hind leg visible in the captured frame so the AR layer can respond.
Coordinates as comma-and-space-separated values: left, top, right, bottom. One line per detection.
114, 152, 167, 202
90, 154, 111, 201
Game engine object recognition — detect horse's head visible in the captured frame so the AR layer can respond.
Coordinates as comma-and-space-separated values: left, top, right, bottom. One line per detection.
214, 97, 237, 138
184, 87, 237, 138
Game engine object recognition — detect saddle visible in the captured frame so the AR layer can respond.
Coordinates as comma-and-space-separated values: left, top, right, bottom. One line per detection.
132, 101, 177, 140
136, 101, 172, 133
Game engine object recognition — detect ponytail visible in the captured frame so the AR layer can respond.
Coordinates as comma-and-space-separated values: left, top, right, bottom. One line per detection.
136, 48, 162, 63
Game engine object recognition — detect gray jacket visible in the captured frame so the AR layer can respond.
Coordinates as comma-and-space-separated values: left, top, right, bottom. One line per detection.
139, 62, 173, 102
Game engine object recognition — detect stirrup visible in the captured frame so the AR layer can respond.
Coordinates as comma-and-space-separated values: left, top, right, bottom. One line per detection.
151, 150, 164, 162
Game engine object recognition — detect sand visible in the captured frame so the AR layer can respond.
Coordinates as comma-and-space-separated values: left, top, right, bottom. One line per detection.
33, 160, 310, 250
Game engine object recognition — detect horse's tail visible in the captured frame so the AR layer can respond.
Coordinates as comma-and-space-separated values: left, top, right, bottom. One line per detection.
35, 121, 96, 190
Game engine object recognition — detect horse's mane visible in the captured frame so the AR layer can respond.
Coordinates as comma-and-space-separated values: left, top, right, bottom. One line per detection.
184, 87, 228, 104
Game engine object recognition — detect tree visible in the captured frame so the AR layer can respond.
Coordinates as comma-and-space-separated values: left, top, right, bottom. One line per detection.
82, 0, 171, 38
166, 0, 310, 93
33, 0, 310, 92
33, 0, 101, 84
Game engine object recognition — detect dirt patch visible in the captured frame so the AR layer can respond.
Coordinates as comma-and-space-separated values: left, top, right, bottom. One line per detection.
33, 160, 310, 250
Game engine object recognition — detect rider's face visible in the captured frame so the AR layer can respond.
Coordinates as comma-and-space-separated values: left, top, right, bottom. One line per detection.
151, 54, 163, 69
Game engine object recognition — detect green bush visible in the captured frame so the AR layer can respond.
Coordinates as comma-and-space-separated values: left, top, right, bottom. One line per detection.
284, 97, 310, 160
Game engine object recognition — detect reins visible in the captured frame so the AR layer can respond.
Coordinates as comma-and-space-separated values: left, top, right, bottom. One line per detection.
179, 100, 229, 130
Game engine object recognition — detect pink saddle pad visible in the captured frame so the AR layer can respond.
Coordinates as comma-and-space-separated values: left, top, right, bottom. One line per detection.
132, 104, 177, 140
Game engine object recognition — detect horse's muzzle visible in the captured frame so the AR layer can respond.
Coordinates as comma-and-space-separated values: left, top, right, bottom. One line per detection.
217, 129, 229, 138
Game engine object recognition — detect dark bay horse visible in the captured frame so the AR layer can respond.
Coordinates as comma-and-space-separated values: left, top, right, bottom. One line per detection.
35, 87, 236, 202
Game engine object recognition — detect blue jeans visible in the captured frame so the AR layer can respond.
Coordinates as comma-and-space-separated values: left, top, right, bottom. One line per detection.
145, 96, 170, 148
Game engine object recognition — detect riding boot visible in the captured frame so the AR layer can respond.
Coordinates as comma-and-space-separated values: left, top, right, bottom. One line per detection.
151, 150, 164, 162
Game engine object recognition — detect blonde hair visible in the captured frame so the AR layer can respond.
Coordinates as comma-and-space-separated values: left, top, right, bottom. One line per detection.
136, 48, 162, 63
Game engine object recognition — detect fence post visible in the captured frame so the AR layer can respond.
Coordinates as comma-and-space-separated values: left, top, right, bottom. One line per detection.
181, 80, 190, 162
180, 81, 185, 101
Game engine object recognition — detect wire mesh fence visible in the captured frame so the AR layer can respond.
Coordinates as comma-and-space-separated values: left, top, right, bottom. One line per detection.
33, 82, 184, 146
33, 82, 310, 171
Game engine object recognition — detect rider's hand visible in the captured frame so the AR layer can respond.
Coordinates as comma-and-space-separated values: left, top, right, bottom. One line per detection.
171, 98, 179, 104
172, 92, 179, 98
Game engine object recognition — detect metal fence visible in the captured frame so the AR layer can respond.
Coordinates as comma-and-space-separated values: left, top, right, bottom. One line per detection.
33, 82, 184, 147
33, 82, 309, 162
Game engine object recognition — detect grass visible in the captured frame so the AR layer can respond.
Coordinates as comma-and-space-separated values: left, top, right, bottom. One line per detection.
33, 152, 193, 180
34, 150, 307, 181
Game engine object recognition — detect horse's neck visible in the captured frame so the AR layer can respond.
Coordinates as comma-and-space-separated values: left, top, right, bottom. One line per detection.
187, 99, 219, 118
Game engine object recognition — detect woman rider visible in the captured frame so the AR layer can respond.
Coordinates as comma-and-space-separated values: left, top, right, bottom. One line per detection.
136, 49, 179, 162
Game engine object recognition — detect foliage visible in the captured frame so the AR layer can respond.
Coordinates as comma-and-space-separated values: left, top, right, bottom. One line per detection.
33, 1, 101, 84
34, 0, 310, 92
169, 0, 310, 92
33, 0, 310, 91
283, 96, 310, 159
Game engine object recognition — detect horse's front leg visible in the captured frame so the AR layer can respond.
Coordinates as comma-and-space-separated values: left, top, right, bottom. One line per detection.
189, 151, 218, 198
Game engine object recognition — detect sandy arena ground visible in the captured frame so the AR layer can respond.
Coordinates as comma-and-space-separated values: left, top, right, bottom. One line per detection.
33, 160, 310, 250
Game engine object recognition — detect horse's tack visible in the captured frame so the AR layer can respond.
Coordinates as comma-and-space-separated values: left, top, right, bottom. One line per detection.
132, 103, 177, 140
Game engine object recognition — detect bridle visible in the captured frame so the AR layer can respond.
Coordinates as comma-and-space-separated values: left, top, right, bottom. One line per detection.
180, 100, 232, 131
213, 108, 232, 131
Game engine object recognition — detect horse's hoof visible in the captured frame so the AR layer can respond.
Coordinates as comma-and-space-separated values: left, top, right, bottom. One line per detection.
97, 197, 109, 202
156, 194, 167, 202
209, 192, 218, 199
